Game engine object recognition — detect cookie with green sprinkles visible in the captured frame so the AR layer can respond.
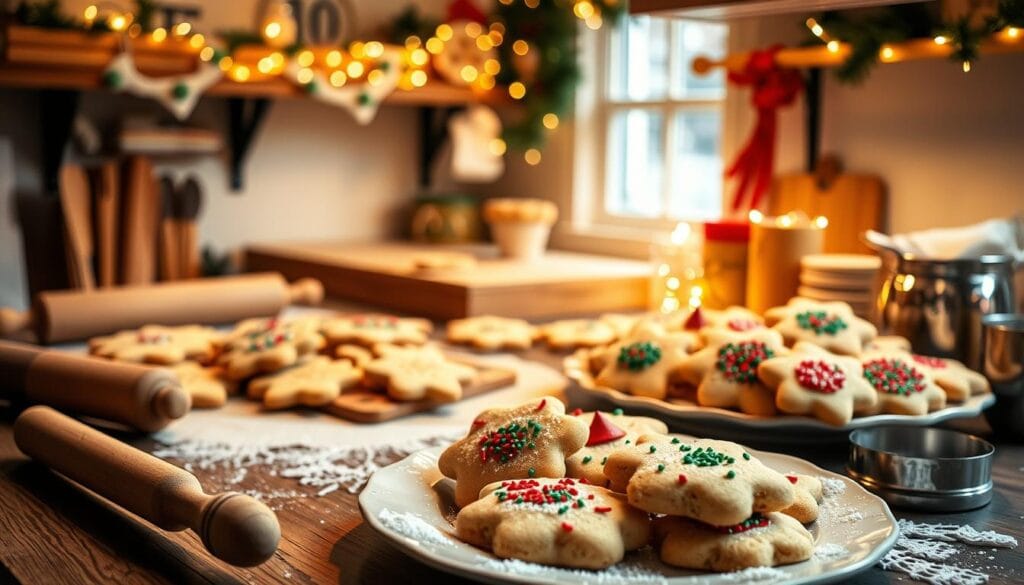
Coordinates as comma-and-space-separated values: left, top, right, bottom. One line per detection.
674, 329, 788, 416
439, 396, 589, 508
564, 411, 668, 486
765, 297, 877, 356
856, 350, 947, 416
653, 512, 813, 571
593, 327, 697, 400
603, 435, 796, 526
455, 477, 651, 569
218, 316, 325, 380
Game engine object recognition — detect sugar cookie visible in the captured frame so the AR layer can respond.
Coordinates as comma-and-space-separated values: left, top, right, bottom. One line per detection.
218, 317, 325, 380
593, 329, 696, 400
537, 319, 617, 350
565, 411, 668, 487
168, 362, 234, 408
653, 512, 813, 571
766, 298, 877, 356
906, 353, 990, 402
248, 356, 360, 410
858, 352, 947, 415
446, 315, 537, 351
779, 473, 823, 523
89, 325, 222, 365
321, 313, 432, 348
363, 345, 476, 403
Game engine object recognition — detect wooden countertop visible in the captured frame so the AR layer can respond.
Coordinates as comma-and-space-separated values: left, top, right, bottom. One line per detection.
0, 308, 1022, 584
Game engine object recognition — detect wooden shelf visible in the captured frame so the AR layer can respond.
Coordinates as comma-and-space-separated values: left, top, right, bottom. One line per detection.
631, 0, 904, 20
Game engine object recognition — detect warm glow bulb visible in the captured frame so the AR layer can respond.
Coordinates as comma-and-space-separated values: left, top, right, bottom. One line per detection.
257, 57, 274, 74
426, 37, 444, 54
814, 215, 829, 229
436, 24, 453, 41
934, 35, 948, 45
573, 1, 595, 19
585, 14, 603, 30
189, 34, 204, 49
484, 58, 501, 75
405, 35, 422, 49
488, 138, 507, 156
270, 52, 285, 67
296, 67, 314, 84
524, 148, 542, 165
963, 60, 971, 72
152, 27, 167, 42
777, 214, 795, 228
264, 21, 282, 39
330, 70, 347, 87
880, 46, 895, 61
410, 48, 429, 66
326, 50, 342, 67
460, 65, 479, 83
464, 22, 482, 38
826, 40, 840, 53
365, 41, 384, 58
347, 61, 365, 78
542, 113, 559, 129
297, 50, 315, 67
219, 56, 234, 71
748, 209, 763, 224
410, 70, 428, 87
368, 69, 385, 85
512, 40, 529, 55
109, 14, 128, 31
232, 65, 250, 82
1007, 27, 1021, 39
806, 18, 824, 38
525, 0, 540, 8
175, 22, 191, 36
476, 35, 494, 51
199, 46, 215, 61
349, 41, 366, 58
84, 4, 98, 21
666, 276, 680, 291
508, 82, 526, 99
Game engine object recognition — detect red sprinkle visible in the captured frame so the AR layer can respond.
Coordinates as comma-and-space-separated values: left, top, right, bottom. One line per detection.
787, 475, 798, 484
728, 318, 759, 332
571, 408, 584, 415
587, 494, 595, 500
594, 506, 612, 513
794, 360, 847, 394
677, 474, 688, 485
561, 522, 574, 532
913, 355, 948, 369
472, 418, 486, 427
536, 399, 547, 411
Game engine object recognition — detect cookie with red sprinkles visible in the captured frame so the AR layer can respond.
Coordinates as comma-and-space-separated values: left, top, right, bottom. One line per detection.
765, 297, 877, 356
218, 317, 325, 380
564, 411, 668, 486
674, 329, 788, 416
603, 435, 795, 526
455, 477, 651, 569
757, 341, 877, 426
653, 511, 813, 571
905, 352, 989, 402
438, 396, 588, 507
320, 313, 432, 349
857, 351, 947, 416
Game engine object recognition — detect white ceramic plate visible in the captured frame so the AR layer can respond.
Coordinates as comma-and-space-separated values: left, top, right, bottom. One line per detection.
360, 445, 898, 585
564, 353, 996, 444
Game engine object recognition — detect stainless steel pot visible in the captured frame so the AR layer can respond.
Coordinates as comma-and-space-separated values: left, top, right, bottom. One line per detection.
876, 254, 1016, 369
980, 314, 1024, 441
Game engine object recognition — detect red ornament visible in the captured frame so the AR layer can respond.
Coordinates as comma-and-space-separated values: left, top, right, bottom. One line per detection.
586, 412, 627, 446
684, 307, 707, 331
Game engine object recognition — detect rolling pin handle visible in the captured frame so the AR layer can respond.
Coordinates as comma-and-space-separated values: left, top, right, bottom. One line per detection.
287, 278, 324, 306
199, 492, 282, 567
153, 384, 192, 421
0, 308, 33, 339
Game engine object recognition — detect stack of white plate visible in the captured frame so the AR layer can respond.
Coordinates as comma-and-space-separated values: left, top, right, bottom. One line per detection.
798, 254, 882, 318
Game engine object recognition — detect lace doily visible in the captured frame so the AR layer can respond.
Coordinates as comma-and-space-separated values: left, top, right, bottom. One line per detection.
880, 520, 1019, 585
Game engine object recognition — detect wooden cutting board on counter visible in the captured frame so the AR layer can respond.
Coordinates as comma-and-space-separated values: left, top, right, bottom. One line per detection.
768, 158, 886, 255
245, 241, 651, 319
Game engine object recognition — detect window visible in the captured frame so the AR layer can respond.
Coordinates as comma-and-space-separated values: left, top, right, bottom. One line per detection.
595, 16, 728, 227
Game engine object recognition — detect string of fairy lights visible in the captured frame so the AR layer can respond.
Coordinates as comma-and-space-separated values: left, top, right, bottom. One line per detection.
77, 0, 613, 166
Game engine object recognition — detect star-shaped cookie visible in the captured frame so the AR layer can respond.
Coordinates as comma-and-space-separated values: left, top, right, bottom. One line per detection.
446, 315, 537, 351
757, 341, 877, 425
675, 329, 788, 415
603, 435, 795, 526
90, 325, 222, 365
664, 306, 765, 334
866, 335, 912, 352
363, 345, 476, 403
537, 319, 617, 350
765, 297, 877, 356
858, 351, 947, 415
905, 353, 989, 402
565, 411, 668, 486
218, 317, 325, 380
653, 511, 813, 571
779, 473, 823, 523
248, 356, 360, 410
334, 343, 374, 368
168, 362, 235, 408
593, 328, 696, 400
598, 313, 641, 338
320, 313, 431, 348
455, 477, 651, 569
439, 396, 588, 508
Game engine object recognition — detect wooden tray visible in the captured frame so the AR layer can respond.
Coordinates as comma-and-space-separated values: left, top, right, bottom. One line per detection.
323, 357, 516, 423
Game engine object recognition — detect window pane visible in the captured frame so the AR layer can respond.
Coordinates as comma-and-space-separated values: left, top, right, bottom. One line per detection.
606, 109, 665, 218
609, 16, 670, 101
669, 109, 722, 220
672, 20, 728, 99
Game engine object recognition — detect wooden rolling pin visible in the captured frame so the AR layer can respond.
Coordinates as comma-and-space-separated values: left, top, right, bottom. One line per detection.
14, 406, 280, 567
0, 340, 190, 432
0, 272, 324, 344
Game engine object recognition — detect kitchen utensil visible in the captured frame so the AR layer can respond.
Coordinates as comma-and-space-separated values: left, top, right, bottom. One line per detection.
0, 272, 324, 344
120, 156, 159, 285
876, 254, 1016, 369
980, 313, 1024, 441
158, 176, 180, 281
14, 406, 280, 566
0, 340, 189, 431
92, 162, 120, 287
59, 164, 96, 290
769, 156, 885, 255
178, 176, 202, 279
848, 426, 994, 511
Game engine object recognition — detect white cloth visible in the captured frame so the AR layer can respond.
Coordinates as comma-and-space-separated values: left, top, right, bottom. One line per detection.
865, 216, 1024, 262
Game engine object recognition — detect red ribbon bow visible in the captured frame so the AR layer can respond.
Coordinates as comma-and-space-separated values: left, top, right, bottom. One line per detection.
725, 46, 803, 212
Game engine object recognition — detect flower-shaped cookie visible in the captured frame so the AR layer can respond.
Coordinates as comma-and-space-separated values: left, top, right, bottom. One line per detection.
593, 329, 696, 400
779, 473, 823, 523
603, 435, 795, 526
446, 315, 537, 351
765, 298, 877, 356
757, 342, 877, 425
653, 512, 813, 571
218, 317, 325, 380
321, 313, 431, 348
906, 353, 990, 401
675, 329, 788, 415
455, 477, 651, 569
363, 345, 476, 403
565, 411, 668, 486
858, 352, 947, 415
89, 325, 222, 365
248, 356, 360, 410
439, 396, 588, 508
169, 362, 234, 408
537, 319, 617, 350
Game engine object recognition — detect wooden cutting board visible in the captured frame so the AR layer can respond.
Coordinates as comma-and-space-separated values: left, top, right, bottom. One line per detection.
768, 163, 885, 255
323, 357, 516, 423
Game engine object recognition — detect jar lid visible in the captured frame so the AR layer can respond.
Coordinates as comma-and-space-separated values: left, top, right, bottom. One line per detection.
704, 221, 750, 242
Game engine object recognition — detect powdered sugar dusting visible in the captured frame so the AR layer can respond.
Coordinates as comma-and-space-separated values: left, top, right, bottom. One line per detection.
377, 509, 452, 546
718, 566, 786, 582
480, 556, 669, 584
813, 543, 847, 561
819, 476, 846, 499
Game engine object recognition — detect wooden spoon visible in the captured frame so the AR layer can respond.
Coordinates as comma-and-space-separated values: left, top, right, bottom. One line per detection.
59, 165, 95, 290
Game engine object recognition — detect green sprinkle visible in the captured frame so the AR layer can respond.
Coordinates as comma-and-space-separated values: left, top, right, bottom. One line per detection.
576, 498, 586, 508
742, 452, 751, 460
649, 445, 657, 453
601, 456, 608, 465
582, 456, 592, 464
657, 464, 665, 473
613, 408, 623, 415
558, 506, 569, 515
725, 470, 736, 479
625, 440, 631, 445
528, 468, 536, 477
671, 437, 681, 444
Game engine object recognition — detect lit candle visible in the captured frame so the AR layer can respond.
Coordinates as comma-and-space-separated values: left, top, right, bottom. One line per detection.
745, 211, 826, 314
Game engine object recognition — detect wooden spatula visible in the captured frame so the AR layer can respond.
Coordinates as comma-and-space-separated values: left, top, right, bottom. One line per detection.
120, 156, 159, 285
92, 162, 120, 288
59, 164, 95, 291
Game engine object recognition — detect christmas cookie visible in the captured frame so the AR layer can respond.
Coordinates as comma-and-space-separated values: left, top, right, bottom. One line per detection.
674, 329, 788, 415
363, 345, 476, 403
866, 335, 913, 352
218, 317, 325, 380
906, 353, 990, 402
537, 319, 617, 350
445, 315, 537, 351
89, 325, 222, 365
653, 512, 813, 572
779, 474, 823, 524
593, 329, 695, 400
599, 313, 642, 338
565, 411, 669, 487
765, 298, 877, 356
603, 435, 795, 526
168, 362, 234, 409
321, 313, 432, 348
438, 396, 588, 508
334, 343, 374, 368
666, 306, 764, 334
757, 342, 877, 426
247, 356, 360, 410
455, 477, 651, 569
858, 353, 947, 416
